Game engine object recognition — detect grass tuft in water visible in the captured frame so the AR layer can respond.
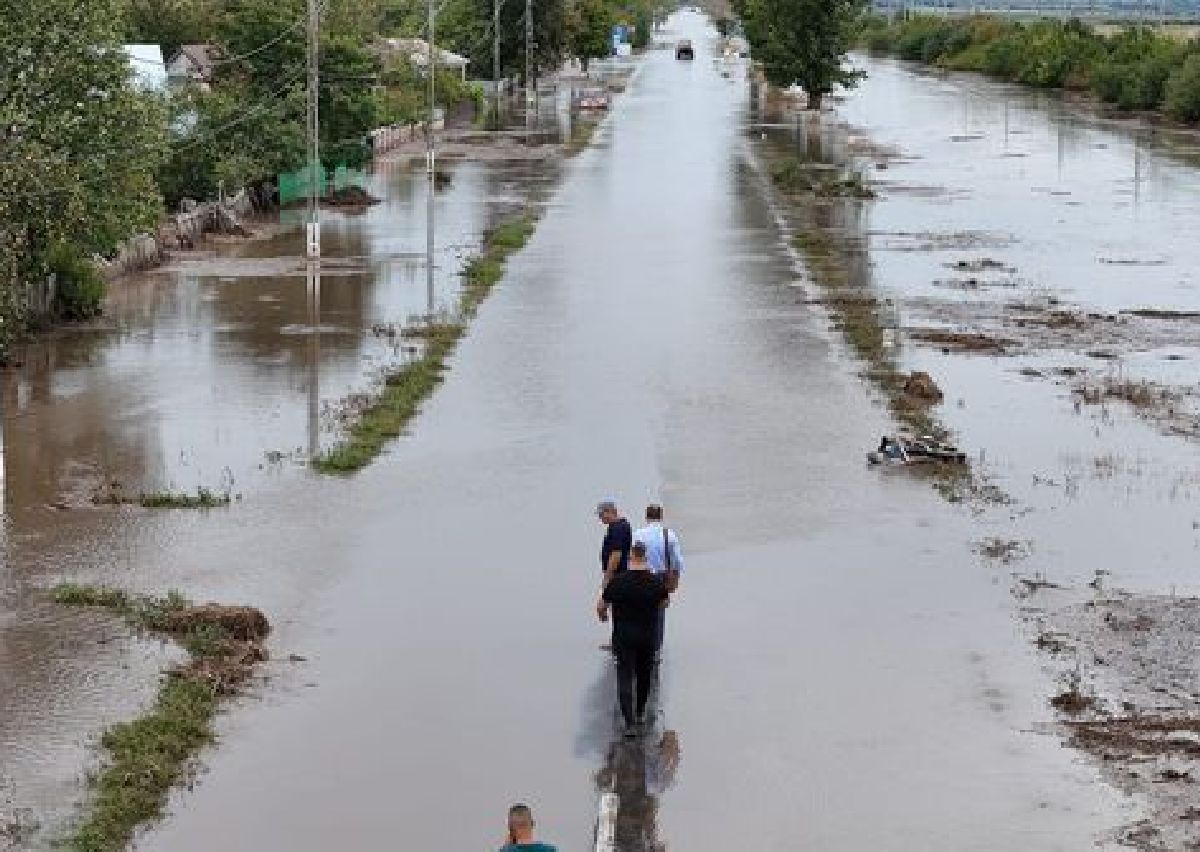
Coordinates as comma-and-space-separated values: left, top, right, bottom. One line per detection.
138, 487, 231, 509
565, 119, 599, 157
52, 583, 269, 852
67, 677, 217, 852
313, 211, 540, 474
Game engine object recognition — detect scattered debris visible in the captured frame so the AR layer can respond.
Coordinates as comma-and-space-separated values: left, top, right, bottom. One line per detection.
909, 328, 1014, 354
1122, 309, 1200, 320
976, 538, 1027, 562
867, 434, 966, 466
945, 257, 1014, 273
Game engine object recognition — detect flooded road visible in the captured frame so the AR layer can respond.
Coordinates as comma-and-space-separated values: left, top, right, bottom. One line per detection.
134, 14, 1136, 851
11, 12, 1200, 851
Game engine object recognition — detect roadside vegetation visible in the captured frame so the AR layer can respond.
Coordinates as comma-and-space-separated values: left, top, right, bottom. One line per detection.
0, 0, 666, 361
51, 583, 270, 852
314, 211, 538, 473
92, 483, 234, 509
734, 0, 868, 109
861, 14, 1200, 123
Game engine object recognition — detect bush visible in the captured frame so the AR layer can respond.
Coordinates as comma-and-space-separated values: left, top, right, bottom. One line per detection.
1165, 53, 1200, 123
47, 243, 105, 320
982, 31, 1025, 78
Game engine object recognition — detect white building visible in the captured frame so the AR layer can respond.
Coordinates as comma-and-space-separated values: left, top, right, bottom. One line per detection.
380, 38, 471, 81
124, 44, 168, 93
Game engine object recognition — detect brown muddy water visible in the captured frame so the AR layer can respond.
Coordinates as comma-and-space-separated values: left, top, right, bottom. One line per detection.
6, 13, 1200, 852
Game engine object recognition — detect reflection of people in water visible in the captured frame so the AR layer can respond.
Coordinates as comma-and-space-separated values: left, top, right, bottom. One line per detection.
595, 730, 682, 852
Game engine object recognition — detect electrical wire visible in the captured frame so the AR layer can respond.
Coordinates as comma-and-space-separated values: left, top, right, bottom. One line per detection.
1, 77, 306, 202
0, 65, 307, 174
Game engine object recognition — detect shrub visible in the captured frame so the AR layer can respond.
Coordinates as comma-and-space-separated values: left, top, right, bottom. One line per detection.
1165, 53, 1200, 123
47, 243, 105, 320
983, 31, 1025, 78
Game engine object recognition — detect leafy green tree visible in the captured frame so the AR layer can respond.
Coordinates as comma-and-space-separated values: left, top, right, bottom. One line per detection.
568, 0, 617, 72
1165, 53, 1200, 123
440, 0, 567, 84
735, 0, 867, 109
0, 0, 167, 349
158, 84, 305, 205
125, 0, 225, 58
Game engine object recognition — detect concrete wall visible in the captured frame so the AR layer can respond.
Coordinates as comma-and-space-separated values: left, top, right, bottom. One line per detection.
370, 114, 445, 156
98, 189, 257, 279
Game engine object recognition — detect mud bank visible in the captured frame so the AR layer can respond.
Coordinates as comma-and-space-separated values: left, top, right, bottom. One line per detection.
1024, 589, 1200, 851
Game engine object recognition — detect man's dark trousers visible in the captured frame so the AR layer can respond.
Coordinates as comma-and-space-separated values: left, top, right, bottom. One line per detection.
614, 637, 656, 727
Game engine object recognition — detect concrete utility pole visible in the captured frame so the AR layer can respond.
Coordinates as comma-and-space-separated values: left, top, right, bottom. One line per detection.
525, 0, 534, 127
493, 0, 502, 130
426, 0, 438, 322
306, 0, 321, 259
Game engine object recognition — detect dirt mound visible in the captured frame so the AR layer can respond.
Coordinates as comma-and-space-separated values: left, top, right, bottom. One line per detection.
324, 186, 381, 207
163, 604, 270, 641
175, 641, 268, 694
902, 371, 943, 404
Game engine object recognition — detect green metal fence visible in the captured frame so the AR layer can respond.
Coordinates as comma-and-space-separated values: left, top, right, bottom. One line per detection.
278, 163, 368, 206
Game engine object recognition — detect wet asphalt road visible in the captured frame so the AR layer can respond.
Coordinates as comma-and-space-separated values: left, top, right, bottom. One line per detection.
121, 13, 1135, 852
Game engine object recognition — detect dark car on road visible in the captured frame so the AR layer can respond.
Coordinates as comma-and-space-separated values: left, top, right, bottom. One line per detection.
675, 39, 694, 60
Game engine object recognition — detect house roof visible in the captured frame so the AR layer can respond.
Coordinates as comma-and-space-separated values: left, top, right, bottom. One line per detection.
124, 44, 168, 92
381, 38, 470, 69
171, 43, 223, 78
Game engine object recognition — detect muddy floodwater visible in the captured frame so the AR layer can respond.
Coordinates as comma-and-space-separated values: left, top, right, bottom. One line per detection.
7, 11, 1200, 851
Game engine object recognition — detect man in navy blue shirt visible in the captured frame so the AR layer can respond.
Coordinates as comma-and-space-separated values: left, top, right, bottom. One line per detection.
597, 500, 632, 587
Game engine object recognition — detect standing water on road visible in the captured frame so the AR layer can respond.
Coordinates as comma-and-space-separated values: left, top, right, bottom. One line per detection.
7, 11, 1200, 852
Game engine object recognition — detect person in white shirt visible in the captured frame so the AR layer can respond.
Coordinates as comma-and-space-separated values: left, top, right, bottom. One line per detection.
633, 503, 684, 654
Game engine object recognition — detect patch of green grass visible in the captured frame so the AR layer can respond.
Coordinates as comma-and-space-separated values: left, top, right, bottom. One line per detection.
51, 583, 191, 634
565, 119, 599, 156
52, 583, 132, 612
52, 583, 266, 852
314, 211, 540, 474
138, 487, 231, 509
67, 677, 217, 852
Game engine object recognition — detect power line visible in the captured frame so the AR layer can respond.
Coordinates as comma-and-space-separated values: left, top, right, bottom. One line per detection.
0, 66, 307, 172
0, 81, 306, 203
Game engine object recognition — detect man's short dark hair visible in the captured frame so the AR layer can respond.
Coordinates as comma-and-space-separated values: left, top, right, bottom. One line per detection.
645, 504, 663, 521
508, 803, 533, 827
631, 541, 648, 558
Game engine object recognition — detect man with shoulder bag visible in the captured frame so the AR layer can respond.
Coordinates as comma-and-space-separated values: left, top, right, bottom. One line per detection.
633, 503, 684, 655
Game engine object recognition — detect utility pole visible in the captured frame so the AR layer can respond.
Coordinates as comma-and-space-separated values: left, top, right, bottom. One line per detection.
306, 0, 321, 259
426, 0, 438, 322
525, 0, 534, 128
493, 0, 502, 130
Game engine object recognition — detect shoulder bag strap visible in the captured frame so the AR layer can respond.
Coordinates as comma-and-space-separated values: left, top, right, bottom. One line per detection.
663, 527, 672, 571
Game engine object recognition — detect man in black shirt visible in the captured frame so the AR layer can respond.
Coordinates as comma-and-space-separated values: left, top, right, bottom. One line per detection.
598, 542, 668, 737
597, 500, 632, 586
